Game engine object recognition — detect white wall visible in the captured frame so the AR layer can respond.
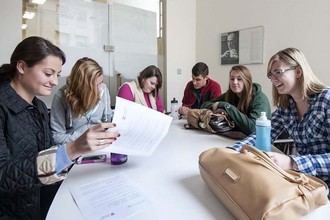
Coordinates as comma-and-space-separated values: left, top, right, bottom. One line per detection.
196, 0, 330, 107
166, 0, 196, 110
0, 1, 21, 64
3, 0, 330, 112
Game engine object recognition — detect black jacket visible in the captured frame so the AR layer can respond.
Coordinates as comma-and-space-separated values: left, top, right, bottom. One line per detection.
0, 81, 54, 219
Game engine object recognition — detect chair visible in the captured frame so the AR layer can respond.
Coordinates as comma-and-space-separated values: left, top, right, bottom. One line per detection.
273, 129, 295, 155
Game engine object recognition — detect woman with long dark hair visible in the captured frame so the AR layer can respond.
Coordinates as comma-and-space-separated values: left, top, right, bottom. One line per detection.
0, 36, 119, 219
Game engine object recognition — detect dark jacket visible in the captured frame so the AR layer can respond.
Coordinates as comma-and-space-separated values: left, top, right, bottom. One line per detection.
182, 78, 221, 109
202, 83, 271, 135
0, 82, 54, 219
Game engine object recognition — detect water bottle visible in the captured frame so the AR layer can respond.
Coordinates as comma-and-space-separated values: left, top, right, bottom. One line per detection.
170, 98, 179, 120
256, 112, 271, 151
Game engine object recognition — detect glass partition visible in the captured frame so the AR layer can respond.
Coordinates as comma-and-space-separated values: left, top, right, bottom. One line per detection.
21, 0, 161, 108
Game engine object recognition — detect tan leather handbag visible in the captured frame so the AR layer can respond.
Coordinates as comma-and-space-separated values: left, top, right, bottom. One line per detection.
199, 145, 329, 220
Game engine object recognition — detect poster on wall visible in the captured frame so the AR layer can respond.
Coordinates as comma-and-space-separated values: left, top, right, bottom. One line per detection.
220, 26, 264, 65
221, 31, 239, 65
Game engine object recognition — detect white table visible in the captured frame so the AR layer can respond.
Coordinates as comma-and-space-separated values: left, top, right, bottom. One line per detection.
47, 120, 330, 220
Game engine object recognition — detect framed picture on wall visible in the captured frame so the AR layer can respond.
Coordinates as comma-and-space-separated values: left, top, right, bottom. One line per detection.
221, 31, 239, 65
220, 26, 264, 65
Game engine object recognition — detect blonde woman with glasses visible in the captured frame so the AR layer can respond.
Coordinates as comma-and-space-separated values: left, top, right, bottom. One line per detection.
232, 48, 330, 198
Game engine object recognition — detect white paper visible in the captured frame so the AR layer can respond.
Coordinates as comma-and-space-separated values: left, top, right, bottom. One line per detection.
91, 96, 172, 156
70, 174, 148, 220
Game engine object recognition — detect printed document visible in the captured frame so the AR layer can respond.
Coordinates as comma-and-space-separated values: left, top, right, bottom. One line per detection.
70, 174, 148, 220
90, 96, 172, 156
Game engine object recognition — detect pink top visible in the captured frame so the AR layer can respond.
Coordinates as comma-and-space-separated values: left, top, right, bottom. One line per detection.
118, 84, 165, 112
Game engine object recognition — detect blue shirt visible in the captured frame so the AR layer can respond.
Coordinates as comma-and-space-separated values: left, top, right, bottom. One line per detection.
55, 144, 73, 173
233, 88, 330, 190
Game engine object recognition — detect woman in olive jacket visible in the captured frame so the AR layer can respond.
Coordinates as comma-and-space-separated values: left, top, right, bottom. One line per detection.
202, 65, 271, 135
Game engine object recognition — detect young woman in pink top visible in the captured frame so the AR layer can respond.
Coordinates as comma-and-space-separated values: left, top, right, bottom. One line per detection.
118, 65, 164, 112
111, 65, 164, 164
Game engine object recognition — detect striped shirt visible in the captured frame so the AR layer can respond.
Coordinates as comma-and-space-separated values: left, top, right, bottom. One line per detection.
233, 88, 330, 190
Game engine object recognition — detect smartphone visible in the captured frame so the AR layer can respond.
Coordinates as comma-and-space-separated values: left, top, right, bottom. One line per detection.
76, 154, 107, 164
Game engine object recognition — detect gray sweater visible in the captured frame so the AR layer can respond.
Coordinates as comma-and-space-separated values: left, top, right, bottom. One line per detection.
50, 83, 112, 144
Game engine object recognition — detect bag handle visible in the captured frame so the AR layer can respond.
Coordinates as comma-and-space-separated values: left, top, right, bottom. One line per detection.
241, 145, 309, 185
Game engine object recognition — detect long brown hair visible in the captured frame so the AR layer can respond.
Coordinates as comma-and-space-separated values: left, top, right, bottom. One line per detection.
137, 65, 162, 97
225, 65, 253, 113
64, 57, 103, 116
267, 48, 326, 108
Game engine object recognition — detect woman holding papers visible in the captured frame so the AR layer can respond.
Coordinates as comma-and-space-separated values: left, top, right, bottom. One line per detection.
0, 37, 119, 219
51, 57, 112, 144
114, 65, 165, 164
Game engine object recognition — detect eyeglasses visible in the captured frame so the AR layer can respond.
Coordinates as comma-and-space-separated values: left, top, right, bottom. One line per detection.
267, 67, 296, 79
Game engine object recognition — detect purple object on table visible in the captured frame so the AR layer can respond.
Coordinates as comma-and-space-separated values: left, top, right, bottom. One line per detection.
110, 153, 128, 165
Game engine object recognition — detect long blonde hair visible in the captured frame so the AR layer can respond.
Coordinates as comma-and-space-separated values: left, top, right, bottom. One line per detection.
267, 48, 326, 108
225, 65, 253, 113
64, 57, 103, 116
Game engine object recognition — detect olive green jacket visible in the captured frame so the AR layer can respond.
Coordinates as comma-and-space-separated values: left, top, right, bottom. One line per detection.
201, 83, 271, 135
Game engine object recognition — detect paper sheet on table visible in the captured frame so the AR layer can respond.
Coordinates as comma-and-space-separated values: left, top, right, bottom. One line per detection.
91, 96, 172, 156
70, 174, 148, 220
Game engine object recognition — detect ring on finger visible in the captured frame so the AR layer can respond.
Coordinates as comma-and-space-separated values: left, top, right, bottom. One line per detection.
98, 139, 105, 145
